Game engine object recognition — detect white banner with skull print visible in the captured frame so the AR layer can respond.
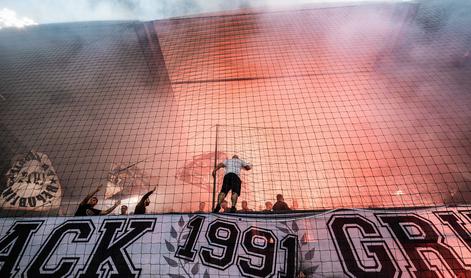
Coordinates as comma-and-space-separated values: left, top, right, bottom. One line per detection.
0, 151, 62, 211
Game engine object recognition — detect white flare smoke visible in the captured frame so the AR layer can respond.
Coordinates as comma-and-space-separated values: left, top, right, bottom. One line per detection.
0, 8, 37, 29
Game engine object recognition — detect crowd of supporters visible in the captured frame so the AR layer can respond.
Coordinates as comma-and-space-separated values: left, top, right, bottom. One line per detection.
211, 194, 295, 214
74, 187, 296, 216
74, 185, 156, 216
74, 155, 295, 216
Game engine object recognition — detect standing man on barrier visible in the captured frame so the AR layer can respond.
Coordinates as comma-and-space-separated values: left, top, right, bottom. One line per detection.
134, 187, 156, 215
212, 155, 252, 213
75, 185, 121, 216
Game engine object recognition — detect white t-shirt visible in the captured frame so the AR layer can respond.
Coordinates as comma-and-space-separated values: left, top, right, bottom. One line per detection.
223, 158, 251, 176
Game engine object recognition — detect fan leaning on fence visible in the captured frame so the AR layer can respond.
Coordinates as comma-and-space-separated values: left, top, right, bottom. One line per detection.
212, 155, 252, 213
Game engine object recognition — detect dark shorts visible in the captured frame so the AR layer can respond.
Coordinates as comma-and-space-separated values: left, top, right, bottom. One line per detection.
221, 173, 241, 195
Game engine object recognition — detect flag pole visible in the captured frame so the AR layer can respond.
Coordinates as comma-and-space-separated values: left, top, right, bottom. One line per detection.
212, 124, 219, 211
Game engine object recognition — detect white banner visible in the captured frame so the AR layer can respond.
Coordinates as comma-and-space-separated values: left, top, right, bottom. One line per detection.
1, 206, 471, 277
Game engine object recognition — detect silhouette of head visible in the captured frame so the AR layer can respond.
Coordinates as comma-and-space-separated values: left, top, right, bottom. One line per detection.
276, 194, 284, 202
89, 197, 98, 206
121, 205, 128, 215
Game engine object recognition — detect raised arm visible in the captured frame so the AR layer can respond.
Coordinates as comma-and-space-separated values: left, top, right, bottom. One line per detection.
80, 185, 102, 205
212, 162, 225, 177
137, 187, 156, 206
100, 200, 121, 215
142, 187, 156, 202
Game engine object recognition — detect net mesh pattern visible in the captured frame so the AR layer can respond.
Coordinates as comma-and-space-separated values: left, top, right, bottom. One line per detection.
0, 2, 470, 217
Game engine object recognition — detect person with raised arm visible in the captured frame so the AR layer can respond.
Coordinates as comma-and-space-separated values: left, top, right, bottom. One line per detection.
75, 184, 120, 216
134, 186, 157, 215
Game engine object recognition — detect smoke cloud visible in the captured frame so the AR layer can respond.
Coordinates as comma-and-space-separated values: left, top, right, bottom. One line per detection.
1, 0, 408, 24
1, 0, 470, 213
0, 8, 37, 29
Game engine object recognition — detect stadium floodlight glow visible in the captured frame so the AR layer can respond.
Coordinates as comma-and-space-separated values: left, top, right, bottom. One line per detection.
0, 8, 37, 30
